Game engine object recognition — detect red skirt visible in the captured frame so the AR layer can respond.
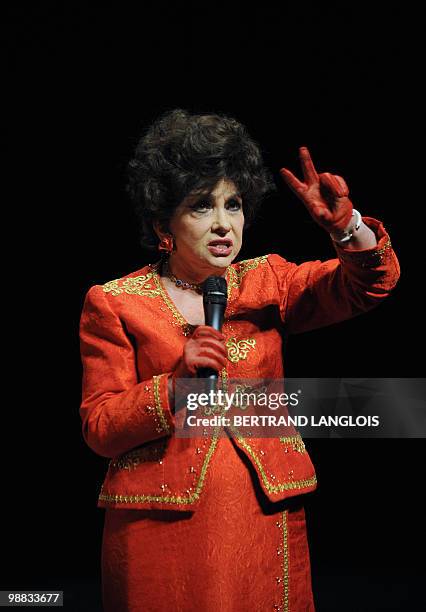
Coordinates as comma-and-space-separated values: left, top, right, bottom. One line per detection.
101, 435, 315, 611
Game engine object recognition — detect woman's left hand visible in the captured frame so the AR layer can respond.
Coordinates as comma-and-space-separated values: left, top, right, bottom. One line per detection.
280, 146, 354, 234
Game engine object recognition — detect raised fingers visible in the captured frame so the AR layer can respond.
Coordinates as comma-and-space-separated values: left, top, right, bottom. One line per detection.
299, 146, 319, 185
279, 146, 319, 195
279, 166, 306, 196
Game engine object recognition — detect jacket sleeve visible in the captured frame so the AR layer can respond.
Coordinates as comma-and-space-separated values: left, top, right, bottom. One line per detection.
267, 216, 401, 335
79, 284, 175, 458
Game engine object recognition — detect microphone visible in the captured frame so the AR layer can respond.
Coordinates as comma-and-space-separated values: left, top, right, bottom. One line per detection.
197, 275, 228, 382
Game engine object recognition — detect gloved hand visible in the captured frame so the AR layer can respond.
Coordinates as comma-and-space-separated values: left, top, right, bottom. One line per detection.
280, 146, 354, 234
170, 325, 228, 412
173, 325, 227, 378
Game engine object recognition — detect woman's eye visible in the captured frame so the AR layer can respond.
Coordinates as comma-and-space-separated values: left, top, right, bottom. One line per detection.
227, 199, 242, 210
191, 201, 211, 212
190, 199, 242, 212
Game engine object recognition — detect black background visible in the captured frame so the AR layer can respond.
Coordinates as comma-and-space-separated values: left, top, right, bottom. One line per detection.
3, 2, 425, 610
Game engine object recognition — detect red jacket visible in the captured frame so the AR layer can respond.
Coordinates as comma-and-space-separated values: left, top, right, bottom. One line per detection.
79, 216, 400, 511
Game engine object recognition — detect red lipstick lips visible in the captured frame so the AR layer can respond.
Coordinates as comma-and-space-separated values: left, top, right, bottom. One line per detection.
207, 238, 233, 257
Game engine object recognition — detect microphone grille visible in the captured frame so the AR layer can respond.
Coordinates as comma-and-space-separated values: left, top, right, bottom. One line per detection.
203, 275, 227, 295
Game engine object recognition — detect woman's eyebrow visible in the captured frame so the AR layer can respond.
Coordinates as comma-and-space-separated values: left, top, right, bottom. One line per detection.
190, 191, 242, 201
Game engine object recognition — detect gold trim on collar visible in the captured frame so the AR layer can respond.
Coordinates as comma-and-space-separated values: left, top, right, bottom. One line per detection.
102, 272, 161, 297
148, 254, 270, 335
226, 254, 269, 293
101, 254, 270, 336
149, 262, 198, 336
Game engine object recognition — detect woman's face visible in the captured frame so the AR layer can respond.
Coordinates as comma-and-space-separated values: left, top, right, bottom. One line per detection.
165, 178, 245, 278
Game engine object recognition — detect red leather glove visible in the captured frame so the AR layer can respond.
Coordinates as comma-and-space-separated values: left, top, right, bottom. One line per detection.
280, 146, 354, 234
172, 325, 228, 380
170, 325, 228, 414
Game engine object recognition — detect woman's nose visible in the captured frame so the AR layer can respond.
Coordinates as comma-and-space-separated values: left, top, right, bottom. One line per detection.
211, 206, 231, 231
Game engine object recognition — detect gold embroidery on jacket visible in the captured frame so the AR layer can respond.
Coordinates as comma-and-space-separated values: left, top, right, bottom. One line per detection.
149, 257, 267, 336
336, 238, 392, 268
227, 425, 316, 494
98, 367, 228, 506
153, 374, 172, 434
222, 370, 316, 494
101, 255, 270, 336
231, 382, 268, 409
99, 427, 221, 505
97, 252, 313, 506
279, 435, 306, 453
150, 263, 198, 337
282, 510, 289, 611
226, 337, 256, 363
110, 439, 168, 471
102, 272, 162, 297
227, 254, 269, 293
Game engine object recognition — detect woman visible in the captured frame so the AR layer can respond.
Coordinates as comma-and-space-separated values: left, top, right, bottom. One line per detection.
79, 109, 400, 611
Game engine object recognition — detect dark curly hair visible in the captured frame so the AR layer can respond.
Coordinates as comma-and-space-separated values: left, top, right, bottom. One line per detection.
126, 108, 277, 251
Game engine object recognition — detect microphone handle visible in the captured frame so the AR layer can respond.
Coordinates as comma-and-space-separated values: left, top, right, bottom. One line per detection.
197, 302, 225, 381
203, 302, 224, 331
